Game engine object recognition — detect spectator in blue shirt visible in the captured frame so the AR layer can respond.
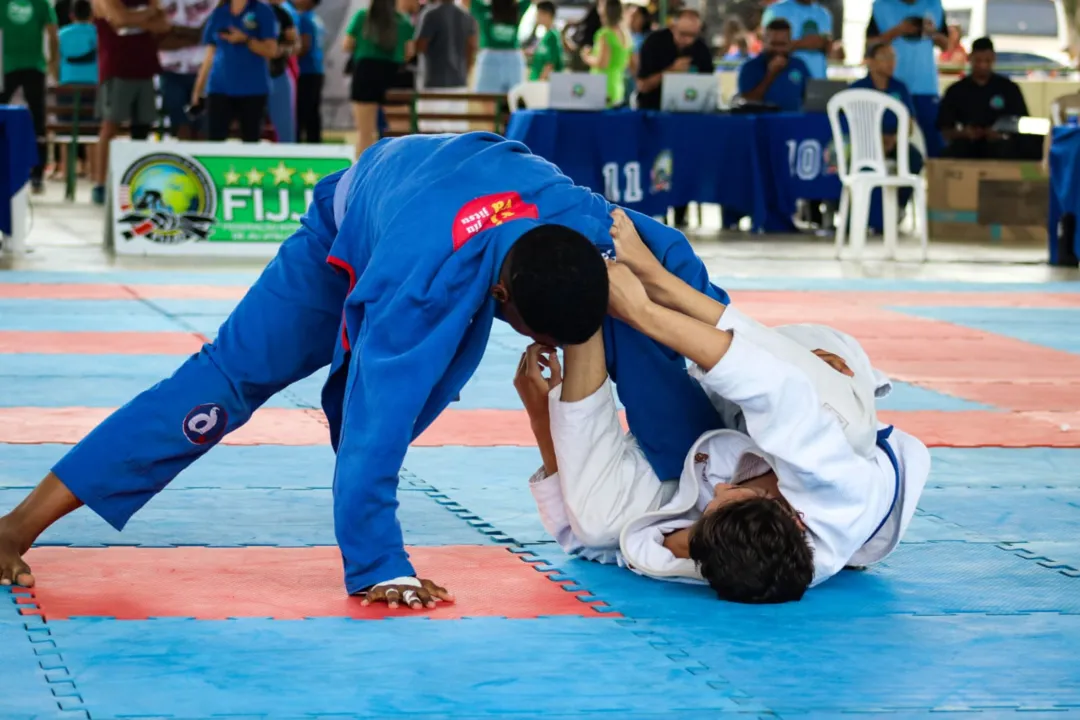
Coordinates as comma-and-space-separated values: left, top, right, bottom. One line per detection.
192, 0, 280, 142
849, 41, 923, 221
55, 0, 96, 181
58, 0, 96, 85
866, 0, 947, 156
737, 18, 809, 113
761, 0, 832, 80
294, 0, 324, 143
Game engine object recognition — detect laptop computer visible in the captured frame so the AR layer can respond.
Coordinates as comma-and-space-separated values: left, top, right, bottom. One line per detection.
803, 79, 849, 113
549, 73, 608, 111
661, 73, 718, 113
992, 115, 1052, 136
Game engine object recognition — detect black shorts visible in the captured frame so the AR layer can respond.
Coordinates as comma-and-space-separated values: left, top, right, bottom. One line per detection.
350, 58, 402, 104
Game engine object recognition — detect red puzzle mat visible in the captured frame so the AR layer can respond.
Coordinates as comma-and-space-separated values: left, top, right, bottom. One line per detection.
2, 407, 1078, 447
0, 283, 246, 300
0, 407, 330, 445
15, 546, 612, 620
0, 330, 206, 355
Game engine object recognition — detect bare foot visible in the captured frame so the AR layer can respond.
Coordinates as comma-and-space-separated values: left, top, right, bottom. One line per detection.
0, 516, 34, 587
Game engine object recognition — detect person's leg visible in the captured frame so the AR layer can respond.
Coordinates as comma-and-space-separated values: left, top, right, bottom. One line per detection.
238, 95, 268, 143
23, 70, 47, 190
545, 335, 672, 546
268, 73, 296, 143
473, 50, 497, 93
604, 212, 731, 481
0, 168, 353, 587
207, 94, 232, 141
296, 74, 312, 143
130, 79, 157, 141
297, 74, 325, 143
161, 72, 193, 140
93, 79, 122, 205
353, 102, 379, 157
310, 74, 324, 143
911, 95, 944, 158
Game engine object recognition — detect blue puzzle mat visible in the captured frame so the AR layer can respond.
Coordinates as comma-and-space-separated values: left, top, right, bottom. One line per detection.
40, 616, 755, 718
918, 486, 1080, 542
521, 542, 1080, 620
929, 448, 1080, 489
405, 447, 553, 543
0, 487, 492, 547
896, 307, 1080, 354
0, 613, 64, 720
0, 444, 344, 490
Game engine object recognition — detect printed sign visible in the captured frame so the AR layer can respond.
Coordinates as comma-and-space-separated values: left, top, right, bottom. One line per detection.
108, 140, 354, 256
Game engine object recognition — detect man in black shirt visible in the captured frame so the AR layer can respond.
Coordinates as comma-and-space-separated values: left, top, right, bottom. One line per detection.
636, 8, 714, 227
937, 37, 1034, 160
636, 9, 714, 111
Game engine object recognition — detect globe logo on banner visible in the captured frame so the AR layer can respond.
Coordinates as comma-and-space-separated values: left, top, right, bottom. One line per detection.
684, 87, 698, 102
650, 150, 673, 193
572, 83, 586, 98
117, 153, 217, 245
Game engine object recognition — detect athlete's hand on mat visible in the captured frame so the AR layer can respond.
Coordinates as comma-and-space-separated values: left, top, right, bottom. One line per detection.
610, 208, 662, 281
607, 261, 653, 323
813, 349, 854, 378
514, 343, 562, 421
361, 578, 454, 610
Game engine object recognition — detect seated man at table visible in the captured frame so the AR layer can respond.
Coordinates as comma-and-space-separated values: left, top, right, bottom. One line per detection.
636, 8, 714, 228
849, 41, 924, 212
517, 211, 931, 603
937, 37, 1037, 160
736, 18, 809, 113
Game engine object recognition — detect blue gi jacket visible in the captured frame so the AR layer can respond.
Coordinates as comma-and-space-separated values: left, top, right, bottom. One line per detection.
53, 132, 729, 594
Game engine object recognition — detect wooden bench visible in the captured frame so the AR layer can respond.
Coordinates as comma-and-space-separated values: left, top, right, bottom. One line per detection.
383, 90, 510, 137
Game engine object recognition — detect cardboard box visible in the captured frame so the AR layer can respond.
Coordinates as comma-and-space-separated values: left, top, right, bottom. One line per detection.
927, 159, 1050, 244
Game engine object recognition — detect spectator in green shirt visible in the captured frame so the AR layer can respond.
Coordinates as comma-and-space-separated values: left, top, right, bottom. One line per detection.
0, 0, 60, 192
470, 0, 529, 93
344, 0, 415, 156
527, 1, 562, 81
583, 0, 629, 106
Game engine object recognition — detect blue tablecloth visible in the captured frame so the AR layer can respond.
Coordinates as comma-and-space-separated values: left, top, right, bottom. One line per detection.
1048, 125, 1080, 266
505, 109, 844, 233
0, 105, 39, 236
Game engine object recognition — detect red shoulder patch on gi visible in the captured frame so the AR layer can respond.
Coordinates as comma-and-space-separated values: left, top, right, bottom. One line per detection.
451, 192, 539, 251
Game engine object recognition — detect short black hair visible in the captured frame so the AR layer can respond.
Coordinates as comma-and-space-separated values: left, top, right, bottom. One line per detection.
506, 224, 608, 345
765, 17, 791, 33
536, 0, 555, 15
865, 40, 889, 59
971, 36, 994, 53
72, 0, 92, 21
689, 497, 814, 604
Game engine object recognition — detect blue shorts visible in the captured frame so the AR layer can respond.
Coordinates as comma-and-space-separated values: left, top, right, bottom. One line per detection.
160, 71, 206, 134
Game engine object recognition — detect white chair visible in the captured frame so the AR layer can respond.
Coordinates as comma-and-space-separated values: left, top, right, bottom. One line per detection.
827, 88, 928, 261
508, 81, 550, 111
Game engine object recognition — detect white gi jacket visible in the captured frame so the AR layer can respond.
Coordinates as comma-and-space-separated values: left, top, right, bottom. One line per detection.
529, 307, 932, 588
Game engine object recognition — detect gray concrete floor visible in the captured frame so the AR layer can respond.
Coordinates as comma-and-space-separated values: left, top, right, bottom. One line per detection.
4, 179, 1078, 284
